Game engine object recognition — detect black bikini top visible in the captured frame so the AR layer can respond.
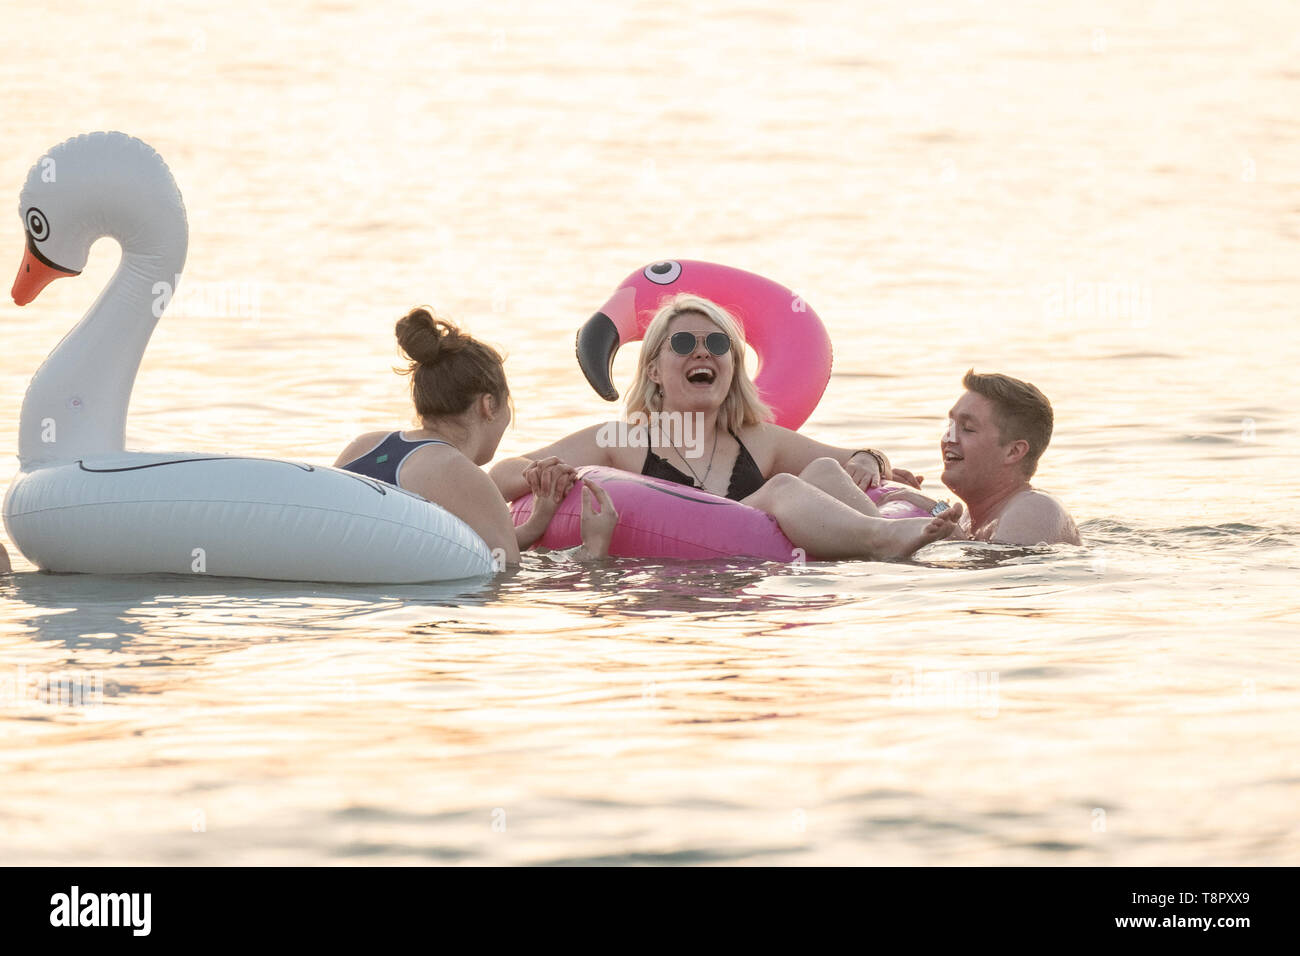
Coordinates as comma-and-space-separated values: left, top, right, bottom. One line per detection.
641, 428, 767, 501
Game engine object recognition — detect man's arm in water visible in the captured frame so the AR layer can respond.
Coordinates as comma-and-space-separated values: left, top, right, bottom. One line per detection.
992, 491, 1081, 546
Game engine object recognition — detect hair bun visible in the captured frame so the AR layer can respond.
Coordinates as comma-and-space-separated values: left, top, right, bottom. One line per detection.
396, 307, 465, 366
392, 306, 510, 420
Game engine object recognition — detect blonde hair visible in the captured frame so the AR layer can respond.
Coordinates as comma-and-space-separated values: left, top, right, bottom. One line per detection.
625, 294, 772, 433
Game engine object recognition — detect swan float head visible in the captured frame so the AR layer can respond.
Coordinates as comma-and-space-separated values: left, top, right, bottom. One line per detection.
13, 132, 187, 305
10, 132, 188, 467
12, 205, 80, 306
575, 260, 833, 429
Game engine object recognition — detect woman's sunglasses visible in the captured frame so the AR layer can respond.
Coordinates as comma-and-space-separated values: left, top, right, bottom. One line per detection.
668, 331, 732, 356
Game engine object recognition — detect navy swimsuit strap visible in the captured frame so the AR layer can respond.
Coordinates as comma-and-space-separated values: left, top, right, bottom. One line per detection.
341, 432, 451, 486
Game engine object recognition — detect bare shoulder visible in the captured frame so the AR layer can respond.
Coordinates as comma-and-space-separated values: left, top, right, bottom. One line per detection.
993, 489, 1081, 546
333, 430, 391, 468
737, 421, 783, 449
403, 448, 496, 504
735, 421, 785, 472
600, 419, 650, 472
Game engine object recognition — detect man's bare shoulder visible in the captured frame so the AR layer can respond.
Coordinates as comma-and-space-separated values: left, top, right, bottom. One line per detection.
992, 489, 1080, 546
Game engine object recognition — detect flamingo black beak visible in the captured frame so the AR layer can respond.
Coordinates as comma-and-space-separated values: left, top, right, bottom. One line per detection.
12, 236, 79, 306
576, 311, 621, 401
576, 283, 637, 403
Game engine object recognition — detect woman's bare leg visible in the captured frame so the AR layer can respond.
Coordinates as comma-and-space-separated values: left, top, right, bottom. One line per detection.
797, 456, 881, 517
744, 473, 961, 561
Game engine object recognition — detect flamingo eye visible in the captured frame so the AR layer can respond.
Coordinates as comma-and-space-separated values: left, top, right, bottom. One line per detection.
26, 208, 49, 242
644, 260, 681, 285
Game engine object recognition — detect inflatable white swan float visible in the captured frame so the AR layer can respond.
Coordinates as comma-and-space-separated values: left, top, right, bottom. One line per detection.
4, 132, 494, 582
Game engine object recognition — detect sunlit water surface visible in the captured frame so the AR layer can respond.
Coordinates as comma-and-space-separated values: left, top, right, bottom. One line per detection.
1, 0, 1297, 864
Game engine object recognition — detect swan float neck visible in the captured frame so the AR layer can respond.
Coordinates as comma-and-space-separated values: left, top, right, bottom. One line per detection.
12, 132, 188, 469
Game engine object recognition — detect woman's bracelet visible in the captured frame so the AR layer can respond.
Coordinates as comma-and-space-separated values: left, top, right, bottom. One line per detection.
851, 448, 889, 476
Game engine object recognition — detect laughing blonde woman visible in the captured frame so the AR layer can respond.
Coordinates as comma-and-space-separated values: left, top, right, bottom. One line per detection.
490, 294, 960, 560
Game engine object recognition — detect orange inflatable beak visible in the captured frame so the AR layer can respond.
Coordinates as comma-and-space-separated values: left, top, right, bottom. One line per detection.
12, 242, 78, 306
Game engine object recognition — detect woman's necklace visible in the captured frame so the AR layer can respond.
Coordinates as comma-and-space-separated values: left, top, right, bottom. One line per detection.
668, 426, 719, 489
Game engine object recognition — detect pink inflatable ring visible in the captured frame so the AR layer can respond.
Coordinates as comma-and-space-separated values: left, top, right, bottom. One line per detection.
512, 467, 930, 561
514, 261, 927, 561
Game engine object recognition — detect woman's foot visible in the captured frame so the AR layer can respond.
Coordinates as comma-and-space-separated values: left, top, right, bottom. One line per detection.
866, 502, 963, 560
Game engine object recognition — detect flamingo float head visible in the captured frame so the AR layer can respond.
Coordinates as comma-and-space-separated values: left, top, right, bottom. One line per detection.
575, 260, 833, 429
12, 131, 187, 306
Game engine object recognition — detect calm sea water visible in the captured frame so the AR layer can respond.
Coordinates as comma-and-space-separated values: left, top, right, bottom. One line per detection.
1, 0, 1297, 864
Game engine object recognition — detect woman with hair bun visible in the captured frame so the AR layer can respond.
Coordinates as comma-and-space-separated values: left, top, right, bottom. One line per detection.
335, 307, 617, 564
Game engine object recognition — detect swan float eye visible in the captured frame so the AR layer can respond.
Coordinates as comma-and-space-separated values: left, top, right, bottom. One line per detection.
26, 207, 50, 242
644, 260, 681, 285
